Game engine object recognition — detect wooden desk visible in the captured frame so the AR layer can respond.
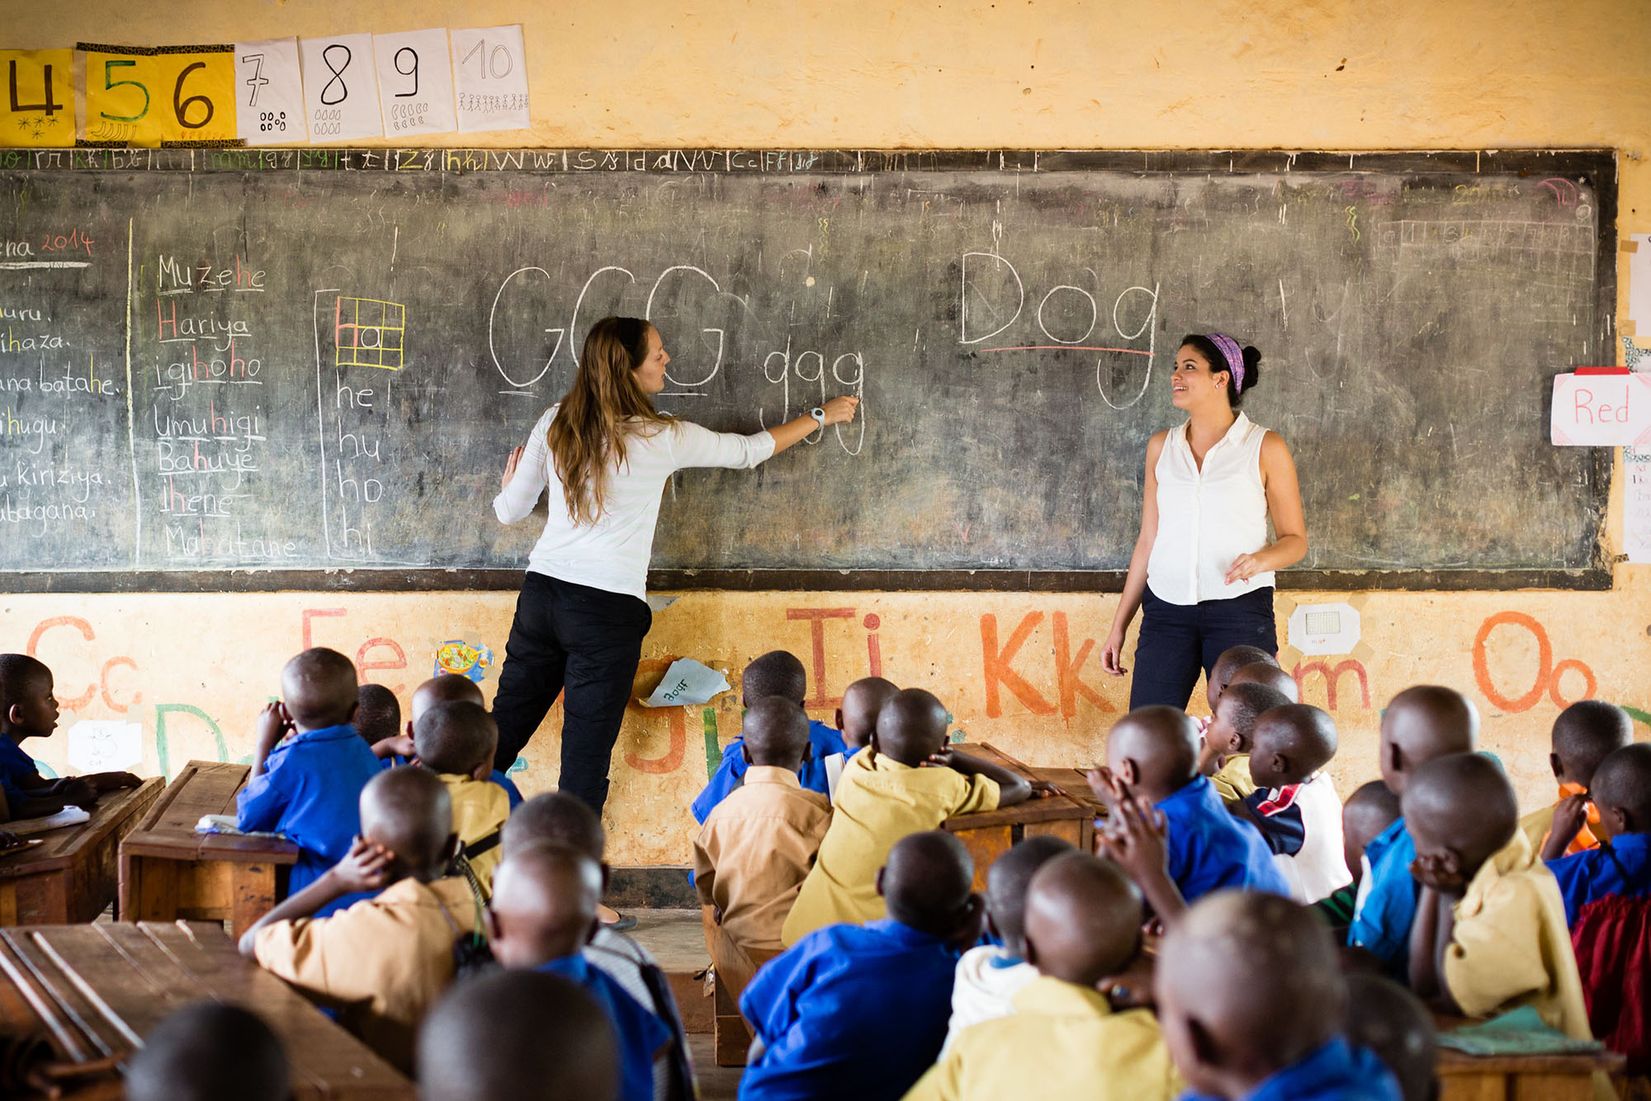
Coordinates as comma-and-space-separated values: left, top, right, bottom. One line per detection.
1437, 1045, 1624, 1100
119, 762, 299, 933
0, 779, 163, 926
942, 744, 1097, 888
0, 920, 410, 1099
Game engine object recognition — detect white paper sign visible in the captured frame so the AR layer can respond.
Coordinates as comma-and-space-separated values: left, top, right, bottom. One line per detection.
1550, 372, 1651, 446
300, 34, 383, 142
451, 25, 530, 132
1629, 235, 1651, 338
1287, 602, 1362, 656
235, 38, 308, 145
640, 658, 731, 708
373, 29, 457, 137
66, 720, 143, 773
1627, 447, 1651, 564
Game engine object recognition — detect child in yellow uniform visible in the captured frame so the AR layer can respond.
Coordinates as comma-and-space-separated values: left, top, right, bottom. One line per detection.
413, 699, 511, 896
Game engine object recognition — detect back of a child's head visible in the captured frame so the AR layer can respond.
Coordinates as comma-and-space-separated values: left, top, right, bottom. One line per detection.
1227, 661, 1300, 703
1343, 974, 1438, 1101
124, 1001, 289, 1101
0, 652, 51, 726
488, 843, 604, 967
1217, 682, 1293, 750
1156, 891, 1344, 1090
742, 695, 812, 769
419, 969, 619, 1101
1590, 742, 1651, 838
502, 791, 606, 862
742, 650, 808, 707
880, 830, 979, 940
1380, 685, 1479, 795
356, 683, 401, 745
1402, 753, 1516, 873
873, 687, 952, 766
1551, 699, 1633, 787
1023, 851, 1142, 987
1106, 705, 1200, 797
414, 699, 498, 776
281, 647, 359, 730
839, 676, 900, 747
411, 673, 485, 725
1343, 780, 1403, 879
1250, 703, 1338, 787
1207, 645, 1278, 708
360, 765, 453, 873
984, 834, 1071, 953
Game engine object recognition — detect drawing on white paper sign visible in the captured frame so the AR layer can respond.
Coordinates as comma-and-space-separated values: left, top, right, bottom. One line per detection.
67, 720, 143, 773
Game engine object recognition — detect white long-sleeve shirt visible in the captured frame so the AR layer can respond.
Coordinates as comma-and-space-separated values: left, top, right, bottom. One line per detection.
493, 405, 775, 600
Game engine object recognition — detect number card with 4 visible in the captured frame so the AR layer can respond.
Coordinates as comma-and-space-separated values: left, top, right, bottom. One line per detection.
373, 29, 457, 137
299, 34, 383, 142
1, 49, 75, 147
451, 25, 530, 133
235, 37, 307, 145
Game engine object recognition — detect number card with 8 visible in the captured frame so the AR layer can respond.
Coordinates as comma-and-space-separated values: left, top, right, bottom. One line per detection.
299, 34, 383, 142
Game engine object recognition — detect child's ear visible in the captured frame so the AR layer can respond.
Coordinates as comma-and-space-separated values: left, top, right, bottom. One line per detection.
1270, 753, 1290, 779
834, 707, 845, 730
4, 702, 22, 727
1549, 753, 1564, 782
1185, 1015, 1224, 1077
470, 761, 490, 781
1225, 730, 1244, 754
875, 865, 888, 900
1120, 757, 1141, 788
1605, 804, 1632, 837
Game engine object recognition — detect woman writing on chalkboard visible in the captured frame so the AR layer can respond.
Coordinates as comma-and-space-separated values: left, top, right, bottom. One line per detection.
1100, 333, 1307, 709
491, 316, 859, 824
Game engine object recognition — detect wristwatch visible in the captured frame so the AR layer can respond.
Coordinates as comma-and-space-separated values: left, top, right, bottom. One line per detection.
810, 407, 827, 434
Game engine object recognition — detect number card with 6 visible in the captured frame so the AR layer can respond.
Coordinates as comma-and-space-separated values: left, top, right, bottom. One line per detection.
0, 49, 75, 147
373, 29, 457, 137
80, 44, 236, 146
451, 25, 530, 133
299, 34, 383, 142
235, 37, 308, 145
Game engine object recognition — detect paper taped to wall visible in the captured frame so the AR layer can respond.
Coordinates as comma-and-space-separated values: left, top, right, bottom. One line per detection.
640, 658, 730, 708
1627, 447, 1651, 564
1551, 371, 1651, 445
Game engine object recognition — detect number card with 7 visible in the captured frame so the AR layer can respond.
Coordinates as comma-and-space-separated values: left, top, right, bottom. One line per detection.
0, 49, 75, 147
235, 37, 308, 145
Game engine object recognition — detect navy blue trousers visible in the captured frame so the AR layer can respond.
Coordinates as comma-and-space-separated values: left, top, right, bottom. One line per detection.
1128, 585, 1278, 710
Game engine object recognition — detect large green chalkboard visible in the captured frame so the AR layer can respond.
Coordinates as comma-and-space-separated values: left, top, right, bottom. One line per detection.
0, 148, 1615, 591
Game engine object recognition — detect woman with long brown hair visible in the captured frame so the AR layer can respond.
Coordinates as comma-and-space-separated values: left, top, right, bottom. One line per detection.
491, 316, 858, 822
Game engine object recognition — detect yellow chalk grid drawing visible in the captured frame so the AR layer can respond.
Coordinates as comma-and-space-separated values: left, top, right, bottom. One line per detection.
334, 295, 407, 370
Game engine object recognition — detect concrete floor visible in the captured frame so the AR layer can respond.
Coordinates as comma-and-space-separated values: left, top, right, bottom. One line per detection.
629, 908, 744, 1101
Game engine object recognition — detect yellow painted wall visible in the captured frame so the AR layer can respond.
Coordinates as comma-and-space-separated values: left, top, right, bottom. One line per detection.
6, 0, 1651, 863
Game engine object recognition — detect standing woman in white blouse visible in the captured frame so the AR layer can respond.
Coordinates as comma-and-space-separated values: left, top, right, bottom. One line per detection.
492, 316, 859, 817
1100, 333, 1307, 709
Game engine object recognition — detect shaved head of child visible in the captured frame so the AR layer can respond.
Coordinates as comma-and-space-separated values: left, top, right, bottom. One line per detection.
838, 676, 899, 749
1343, 974, 1437, 1101
418, 969, 619, 1101
487, 844, 604, 968
1586, 742, 1651, 841
742, 696, 812, 769
1403, 754, 1518, 880
414, 700, 499, 779
872, 688, 952, 767
1550, 700, 1633, 789
125, 1001, 289, 1101
1342, 780, 1402, 886
1206, 645, 1279, 712
1248, 704, 1338, 791
1105, 705, 1201, 801
983, 834, 1072, 958
410, 674, 485, 726
742, 650, 808, 707
356, 683, 401, 746
877, 830, 981, 943
1156, 891, 1345, 1097
1024, 852, 1143, 987
501, 791, 605, 862
1227, 662, 1300, 704
360, 766, 456, 881
1380, 686, 1479, 797
0, 653, 54, 735
1204, 682, 1293, 772
281, 647, 359, 731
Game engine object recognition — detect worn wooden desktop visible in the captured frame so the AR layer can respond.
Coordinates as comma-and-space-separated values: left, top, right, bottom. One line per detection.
1434, 1016, 1627, 1101
0, 920, 410, 1099
119, 762, 298, 933
0, 779, 163, 926
942, 744, 1100, 888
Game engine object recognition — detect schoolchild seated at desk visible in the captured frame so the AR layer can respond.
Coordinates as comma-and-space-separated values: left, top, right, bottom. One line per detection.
407, 674, 523, 808
0, 653, 141, 819
1521, 700, 1632, 860
1235, 704, 1349, 904
124, 1001, 290, 1101
414, 699, 512, 896
1200, 681, 1291, 805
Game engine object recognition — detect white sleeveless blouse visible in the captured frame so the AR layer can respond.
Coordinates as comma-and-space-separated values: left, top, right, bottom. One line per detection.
1146, 412, 1275, 607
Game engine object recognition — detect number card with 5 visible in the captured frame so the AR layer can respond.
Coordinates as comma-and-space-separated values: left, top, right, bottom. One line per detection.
81, 45, 236, 146
299, 34, 383, 142
235, 37, 307, 145
1, 49, 75, 147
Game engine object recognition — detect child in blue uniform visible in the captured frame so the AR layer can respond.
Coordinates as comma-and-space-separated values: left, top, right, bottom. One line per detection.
1548, 742, 1651, 924
1157, 891, 1401, 1101
692, 650, 847, 822
236, 647, 383, 894
0, 653, 142, 819
740, 830, 982, 1101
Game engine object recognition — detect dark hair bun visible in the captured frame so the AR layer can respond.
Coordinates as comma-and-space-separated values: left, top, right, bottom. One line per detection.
1240, 346, 1262, 393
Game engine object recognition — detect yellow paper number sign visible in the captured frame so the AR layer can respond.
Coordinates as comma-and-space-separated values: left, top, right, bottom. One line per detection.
1, 50, 75, 147
82, 46, 236, 146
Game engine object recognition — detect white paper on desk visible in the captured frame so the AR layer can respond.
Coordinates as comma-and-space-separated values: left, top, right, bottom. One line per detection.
1626, 447, 1651, 563
8, 806, 91, 836
67, 720, 142, 773
639, 658, 730, 708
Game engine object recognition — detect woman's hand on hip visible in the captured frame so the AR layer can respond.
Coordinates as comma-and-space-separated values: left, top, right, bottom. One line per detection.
1224, 552, 1267, 585
1100, 627, 1128, 676
501, 445, 524, 490
822, 395, 860, 425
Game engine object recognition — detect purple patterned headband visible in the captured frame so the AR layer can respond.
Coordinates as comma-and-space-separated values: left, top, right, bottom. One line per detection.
1206, 332, 1245, 393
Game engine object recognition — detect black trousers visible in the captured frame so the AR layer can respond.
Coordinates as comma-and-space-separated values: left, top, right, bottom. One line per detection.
491, 572, 652, 815
1128, 585, 1278, 710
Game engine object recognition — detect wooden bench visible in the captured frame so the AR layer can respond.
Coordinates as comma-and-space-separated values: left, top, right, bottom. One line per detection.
0, 920, 410, 1099
1437, 1044, 1626, 1100
0, 778, 163, 925
119, 761, 299, 934
942, 743, 1097, 888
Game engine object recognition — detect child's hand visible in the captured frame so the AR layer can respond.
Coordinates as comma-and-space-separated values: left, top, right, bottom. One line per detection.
1097, 782, 1170, 877
56, 778, 99, 810
371, 734, 417, 761
1410, 851, 1467, 896
1028, 780, 1060, 800
1099, 954, 1157, 1011
255, 702, 294, 752
328, 836, 394, 894
925, 749, 972, 773
91, 772, 142, 792
501, 445, 524, 489
1084, 766, 1125, 810
1542, 792, 1591, 861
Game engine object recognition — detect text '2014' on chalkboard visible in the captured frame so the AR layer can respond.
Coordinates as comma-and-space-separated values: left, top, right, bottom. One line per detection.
0, 148, 1616, 592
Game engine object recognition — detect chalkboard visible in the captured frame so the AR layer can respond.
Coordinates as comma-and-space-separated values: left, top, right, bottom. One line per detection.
0, 148, 1615, 592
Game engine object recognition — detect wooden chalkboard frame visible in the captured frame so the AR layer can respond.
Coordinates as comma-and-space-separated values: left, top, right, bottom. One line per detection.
0, 147, 1616, 594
